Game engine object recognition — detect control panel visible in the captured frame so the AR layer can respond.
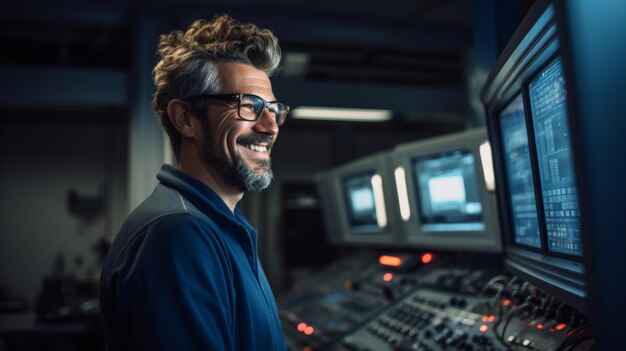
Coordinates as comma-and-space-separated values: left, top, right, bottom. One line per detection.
277, 253, 593, 351
279, 252, 426, 350
337, 267, 591, 351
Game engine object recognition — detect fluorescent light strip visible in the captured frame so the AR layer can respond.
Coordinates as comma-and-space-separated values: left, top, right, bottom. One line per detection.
394, 167, 411, 221
479, 141, 496, 191
291, 106, 392, 122
371, 174, 388, 228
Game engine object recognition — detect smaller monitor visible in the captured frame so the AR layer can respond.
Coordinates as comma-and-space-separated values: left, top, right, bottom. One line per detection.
391, 128, 501, 252
317, 152, 402, 246
342, 173, 381, 232
413, 150, 483, 231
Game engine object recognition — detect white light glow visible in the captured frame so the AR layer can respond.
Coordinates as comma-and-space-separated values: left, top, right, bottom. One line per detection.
371, 174, 388, 228
350, 188, 375, 212
429, 174, 466, 204
480, 141, 496, 191
291, 106, 392, 122
394, 167, 411, 221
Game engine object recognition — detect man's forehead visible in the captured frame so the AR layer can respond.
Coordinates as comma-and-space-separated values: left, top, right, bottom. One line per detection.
240, 76, 272, 89
218, 63, 271, 87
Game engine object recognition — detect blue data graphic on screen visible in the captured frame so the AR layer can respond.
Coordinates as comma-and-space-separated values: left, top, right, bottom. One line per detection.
343, 174, 378, 229
499, 94, 541, 249
529, 58, 582, 256
413, 151, 483, 226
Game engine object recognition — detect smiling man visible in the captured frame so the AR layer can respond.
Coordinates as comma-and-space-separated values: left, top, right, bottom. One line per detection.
99, 15, 288, 350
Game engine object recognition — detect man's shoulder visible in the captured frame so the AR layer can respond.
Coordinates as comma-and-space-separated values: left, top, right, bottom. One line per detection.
123, 184, 222, 234
103, 185, 226, 272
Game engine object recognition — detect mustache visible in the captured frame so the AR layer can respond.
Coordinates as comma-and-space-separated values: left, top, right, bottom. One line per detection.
237, 134, 274, 149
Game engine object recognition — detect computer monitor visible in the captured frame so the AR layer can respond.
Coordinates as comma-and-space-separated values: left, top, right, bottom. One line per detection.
317, 152, 402, 246
391, 128, 502, 252
482, 0, 588, 311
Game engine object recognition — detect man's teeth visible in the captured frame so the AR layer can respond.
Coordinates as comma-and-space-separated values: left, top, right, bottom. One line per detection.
245, 144, 268, 152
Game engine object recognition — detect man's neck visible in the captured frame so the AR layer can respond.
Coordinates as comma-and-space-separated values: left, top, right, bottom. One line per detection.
176, 158, 243, 213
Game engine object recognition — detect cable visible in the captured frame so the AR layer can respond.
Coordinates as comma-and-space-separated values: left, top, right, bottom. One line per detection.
555, 325, 591, 351
500, 302, 532, 346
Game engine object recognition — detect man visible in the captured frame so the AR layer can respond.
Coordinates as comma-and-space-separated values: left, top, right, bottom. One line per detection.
99, 15, 288, 350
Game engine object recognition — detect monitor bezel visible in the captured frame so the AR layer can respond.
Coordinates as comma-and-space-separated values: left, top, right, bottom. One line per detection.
391, 128, 502, 253
315, 171, 343, 245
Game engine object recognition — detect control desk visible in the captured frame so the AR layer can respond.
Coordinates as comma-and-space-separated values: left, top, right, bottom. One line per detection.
278, 252, 592, 351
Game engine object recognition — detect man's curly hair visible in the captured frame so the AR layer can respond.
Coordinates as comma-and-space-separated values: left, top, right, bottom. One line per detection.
152, 15, 282, 159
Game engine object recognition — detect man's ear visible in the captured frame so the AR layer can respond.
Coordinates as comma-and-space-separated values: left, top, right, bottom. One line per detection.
166, 99, 195, 138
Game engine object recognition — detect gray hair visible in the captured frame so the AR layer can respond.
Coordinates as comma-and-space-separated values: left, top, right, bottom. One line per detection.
151, 14, 282, 159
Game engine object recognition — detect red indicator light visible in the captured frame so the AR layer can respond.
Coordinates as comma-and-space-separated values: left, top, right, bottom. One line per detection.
421, 253, 433, 264
488, 315, 496, 322
383, 273, 393, 282
537, 324, 544, 329
556, 323, 567, 331
297, 323, 307, 332
502, 299, 511, 306
379, 255, 403, 267
482, 316, 489, 322
480, 325, 489, 333
304, 326, 314, 335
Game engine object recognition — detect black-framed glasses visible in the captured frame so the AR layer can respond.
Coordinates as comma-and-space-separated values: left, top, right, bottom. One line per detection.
185, 93, 289, 126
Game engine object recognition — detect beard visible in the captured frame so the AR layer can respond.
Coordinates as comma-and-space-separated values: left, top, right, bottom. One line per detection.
200, 121, 274, 193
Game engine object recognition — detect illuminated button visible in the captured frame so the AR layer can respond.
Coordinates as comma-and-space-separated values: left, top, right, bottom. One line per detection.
421, 253, 433, 264
479, 325, 488, 333
379, 255, 403, 267
304, 326, 314, 335
297, 323, 307, 332
522, 339, 532, 347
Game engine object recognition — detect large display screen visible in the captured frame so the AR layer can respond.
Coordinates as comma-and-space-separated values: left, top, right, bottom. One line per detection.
412, 150, 483, 229
528, 57, 582, 256
499, 94, 542, 249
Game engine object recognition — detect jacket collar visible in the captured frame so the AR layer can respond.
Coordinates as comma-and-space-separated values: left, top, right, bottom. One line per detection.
157, 164, 254, 234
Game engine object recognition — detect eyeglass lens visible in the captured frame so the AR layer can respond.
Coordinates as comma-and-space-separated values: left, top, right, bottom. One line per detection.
240, 95, 287, 125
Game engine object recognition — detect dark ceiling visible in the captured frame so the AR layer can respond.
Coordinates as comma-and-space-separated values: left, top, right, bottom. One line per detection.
0, 0, 486, 88
0, 0, 533, 163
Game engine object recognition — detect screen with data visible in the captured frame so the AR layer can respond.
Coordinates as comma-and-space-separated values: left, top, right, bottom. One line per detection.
412, 150, 483, 228
499, 94, 542, 249
528, 57, 582, 256
342, 173, 379, 230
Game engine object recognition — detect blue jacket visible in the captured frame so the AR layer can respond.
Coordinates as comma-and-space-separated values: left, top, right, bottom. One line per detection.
100, 165, 286, 350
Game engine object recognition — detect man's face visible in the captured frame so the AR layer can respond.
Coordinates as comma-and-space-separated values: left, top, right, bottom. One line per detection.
197, 62, 280, 192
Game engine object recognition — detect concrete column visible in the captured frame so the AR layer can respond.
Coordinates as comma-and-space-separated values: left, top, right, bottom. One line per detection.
128, 13, 167, 211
